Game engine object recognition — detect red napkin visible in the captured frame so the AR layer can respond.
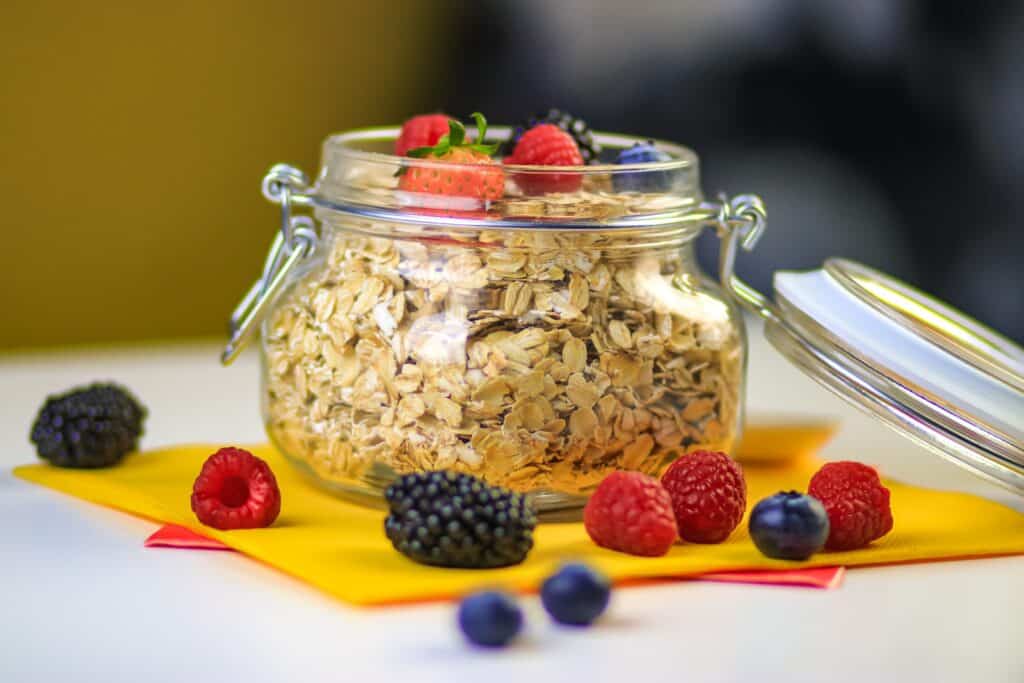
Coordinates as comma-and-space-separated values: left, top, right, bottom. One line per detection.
145, 524, 235, 550
145, 524, 845, 589
696, 566, 845, 589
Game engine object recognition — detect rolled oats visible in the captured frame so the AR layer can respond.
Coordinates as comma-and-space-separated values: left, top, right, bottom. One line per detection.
263, 195, 742, 495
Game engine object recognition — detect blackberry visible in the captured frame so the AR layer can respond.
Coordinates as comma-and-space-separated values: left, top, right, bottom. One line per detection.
503, 109, 602, 164
384, 471, 537, 568
30, 383, 146, 468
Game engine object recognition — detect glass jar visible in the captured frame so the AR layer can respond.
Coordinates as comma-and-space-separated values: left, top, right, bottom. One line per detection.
225, 126, 766, 514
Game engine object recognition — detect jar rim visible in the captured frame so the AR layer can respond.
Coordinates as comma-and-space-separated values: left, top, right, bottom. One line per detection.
311, 125, 706, 230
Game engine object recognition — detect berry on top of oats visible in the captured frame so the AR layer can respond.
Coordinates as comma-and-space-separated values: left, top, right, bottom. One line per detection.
504, 123, 584, 194
395, 113, 452, 157
504, 109, 601, 164
613, 141, 674, 192
399, 113, 504, 200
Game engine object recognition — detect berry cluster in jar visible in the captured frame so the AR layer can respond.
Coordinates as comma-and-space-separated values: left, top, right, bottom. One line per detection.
392, 110, 679, 205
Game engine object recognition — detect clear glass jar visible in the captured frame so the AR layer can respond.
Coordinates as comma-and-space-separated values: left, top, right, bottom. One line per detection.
229, 126, 760, 514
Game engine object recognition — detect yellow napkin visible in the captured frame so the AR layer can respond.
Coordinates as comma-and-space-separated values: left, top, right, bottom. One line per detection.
14, 427, 1024, 606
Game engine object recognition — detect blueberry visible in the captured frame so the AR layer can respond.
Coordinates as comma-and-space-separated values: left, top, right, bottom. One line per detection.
540, 563, 611, 626
457, 591, 523, 647
612, 141, 674, 192
748, 491, 830, 561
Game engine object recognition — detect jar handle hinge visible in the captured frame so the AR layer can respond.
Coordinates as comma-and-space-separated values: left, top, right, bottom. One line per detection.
700, 193, 779, 322
221, 165, 318, 365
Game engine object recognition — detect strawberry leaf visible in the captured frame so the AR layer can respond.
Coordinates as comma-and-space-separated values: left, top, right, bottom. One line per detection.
471, 142, 501, 156
402, 112, 498, 159
405, 146, 434, 158
447, 119, 466, 147
470, 112, 488, 142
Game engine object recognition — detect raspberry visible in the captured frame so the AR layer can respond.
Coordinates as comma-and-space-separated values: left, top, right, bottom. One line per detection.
395, 113, 452, 157
504, 123, 584, 194
583, 471, 677, 557
191, 447, 281, 530
503, 109, 602, 164
808, 461, 893, 550
661, 451, 746, 544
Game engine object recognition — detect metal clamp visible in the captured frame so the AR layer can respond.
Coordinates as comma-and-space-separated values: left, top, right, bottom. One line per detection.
699, 193, 777, 321
221, 165, 317, 365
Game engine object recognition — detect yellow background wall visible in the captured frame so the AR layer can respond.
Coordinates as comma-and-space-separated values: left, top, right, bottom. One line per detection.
1, 1, 444, 349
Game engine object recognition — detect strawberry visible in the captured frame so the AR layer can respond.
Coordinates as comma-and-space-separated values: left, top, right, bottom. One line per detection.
398, 113, 504, 201
504, 123, 584, 194
395, 113, 452, 157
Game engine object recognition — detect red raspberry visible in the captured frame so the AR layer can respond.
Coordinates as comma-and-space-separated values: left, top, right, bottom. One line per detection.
661, 451, 746, 544
808, 461, 893, 550
395, 113, 452, 157
191, 447, 281, 530
583, 471, 677, 557
504, 123, 584, 194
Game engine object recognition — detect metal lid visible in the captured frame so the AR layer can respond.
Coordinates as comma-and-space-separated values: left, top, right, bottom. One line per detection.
716, 208, 1024, 495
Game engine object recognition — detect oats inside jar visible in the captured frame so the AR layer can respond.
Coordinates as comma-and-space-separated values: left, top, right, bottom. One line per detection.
262, 190, 743, 496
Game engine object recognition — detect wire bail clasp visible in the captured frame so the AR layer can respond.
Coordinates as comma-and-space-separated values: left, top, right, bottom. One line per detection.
700, 193, 778, 321
221, 164, 317, 365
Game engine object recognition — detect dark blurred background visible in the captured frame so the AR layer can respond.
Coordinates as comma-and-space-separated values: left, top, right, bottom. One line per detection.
3, 0, 1022, 349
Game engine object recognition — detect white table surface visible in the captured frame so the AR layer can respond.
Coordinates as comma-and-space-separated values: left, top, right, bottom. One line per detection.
2, 322, 1022, 683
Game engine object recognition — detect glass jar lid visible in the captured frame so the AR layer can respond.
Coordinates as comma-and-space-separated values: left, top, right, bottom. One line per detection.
725, 243, 1024, 494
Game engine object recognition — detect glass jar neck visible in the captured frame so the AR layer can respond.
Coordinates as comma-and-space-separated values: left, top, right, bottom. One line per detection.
316, 125, 703, 230
316, 209, 706, 258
